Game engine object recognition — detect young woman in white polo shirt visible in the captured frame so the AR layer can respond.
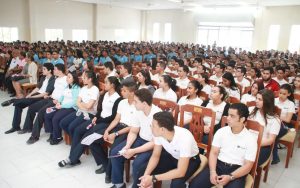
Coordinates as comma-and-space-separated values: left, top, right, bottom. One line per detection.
201, 86, 230, 152
175, 65, 190, 89
248, 89, 280, 166
153, 75, 178, 102
197, 73, 211, 97
222, 72, 240, 99
58, 76, 122, 167
241, 81, 264, 105
137, 69, 156, 95
293, 75, 300, 109
178, 80, 203, 125
138, 111, 201, 188
273, 84, 296, 164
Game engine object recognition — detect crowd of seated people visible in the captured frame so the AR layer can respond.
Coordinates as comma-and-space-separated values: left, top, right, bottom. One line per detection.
1, 39, 300, 188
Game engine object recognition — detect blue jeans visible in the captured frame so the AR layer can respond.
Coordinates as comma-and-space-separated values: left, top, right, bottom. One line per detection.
110, 136, 152, 184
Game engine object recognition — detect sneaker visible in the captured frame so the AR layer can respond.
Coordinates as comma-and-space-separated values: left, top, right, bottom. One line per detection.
5, 127, 20, 134
95, 166, 105, 174
26, 136, 39, 144
50, 138, 63, 145
58, 159, 81, 168
110, 183, 126, 188
47, 135, 53, 142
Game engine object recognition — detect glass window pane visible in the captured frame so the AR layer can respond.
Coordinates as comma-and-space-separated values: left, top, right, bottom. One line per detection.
45, 29, 63, 42
164, 23, 172, 42
72, 29, 88, 42
0, 27, 18, 42
267, 25, 280, 50
288, 25, 300, 53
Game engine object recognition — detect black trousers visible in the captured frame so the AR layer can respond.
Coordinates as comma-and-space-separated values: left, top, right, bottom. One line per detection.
12, 97, 43, 130
189, 160, 245, 188
134, 150, 201, 188
5, 75, 14, 93
89, 123, 128, 177
23, 98, 52, 131
258, 146, 272, 166
31, 99, 55, 138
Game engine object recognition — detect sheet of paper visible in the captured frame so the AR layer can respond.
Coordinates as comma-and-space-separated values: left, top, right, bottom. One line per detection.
81, 133, 103, 145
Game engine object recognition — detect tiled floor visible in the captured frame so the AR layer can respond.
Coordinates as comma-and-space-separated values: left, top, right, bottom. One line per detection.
0, 91, 300, 188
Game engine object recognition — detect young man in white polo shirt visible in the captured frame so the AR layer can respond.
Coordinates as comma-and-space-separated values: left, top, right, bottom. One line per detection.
209, 63, 225, 85
138, 111, 201, 188
110, 88, 161, 188
190, 103, 257, 188
175, 65, 190, 89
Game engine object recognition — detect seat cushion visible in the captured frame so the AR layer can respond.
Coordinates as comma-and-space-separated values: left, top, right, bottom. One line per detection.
280, 131, 296, 142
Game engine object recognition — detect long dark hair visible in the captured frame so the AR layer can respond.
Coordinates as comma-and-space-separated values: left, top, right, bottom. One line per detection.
187, 80, 202, 99
280, 83, 294, 102
139, 69, 152, 86
68, 71, 80, 89
249, 89, 276, 125
216, 85, 228, 101
84, 70, 98, 88
222, 72, 238, 91
162, 74, 177, 92
107, 76, 121, 95
248, 81, 264, 95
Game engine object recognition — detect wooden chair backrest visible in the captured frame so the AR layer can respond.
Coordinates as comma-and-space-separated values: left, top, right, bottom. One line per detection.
228, 96, 241, 104
153, 98, 179, 123
199, 91, 209, 101
179, 104, 216, 157
208, 79, 217, 86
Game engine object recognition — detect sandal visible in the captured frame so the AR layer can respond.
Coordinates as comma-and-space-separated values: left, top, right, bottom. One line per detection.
58, 159, 70, 167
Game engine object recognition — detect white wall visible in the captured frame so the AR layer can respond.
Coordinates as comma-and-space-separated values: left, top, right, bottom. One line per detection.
29, 0, 94, 42
96, 5, 141, 42
0, 0, 30, 41
253, 6, 300, 51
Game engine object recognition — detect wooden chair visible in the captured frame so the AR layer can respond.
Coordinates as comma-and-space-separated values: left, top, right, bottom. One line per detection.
220, 117, 264, 188
153, 98, 179, 123
208, 79, 217, 86
179, 104, 216, 157
21, 83, 37, 96
228, 96, 241, 104
243, 86, 252, 95
151, 80, 159, 89
275, 106, 298, 168
199, 91, 209, 101
176, 88, 187, 99
246, 101, 256, 108
294, 93, 300, 148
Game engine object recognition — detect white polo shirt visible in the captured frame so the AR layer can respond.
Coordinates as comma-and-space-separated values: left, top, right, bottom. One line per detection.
241, 93, 256, 104
235, 77, 251, 88
273, 77, 288, 86
38, 77, 49, 94
225, 87, 240, 99
131, 105, 162, 141
101, 92, 120, 118
79, 85, 100, 115
178, 96, 203, 123
209, 74, 223, 85
213, 126, 257, 166
51, 76, 68, 100
249, 111, 280, 138
203, 100, 227, 126
9, 57, 21, 70
175, 77, 190, 89
275, 98, 295, 120
117, 99, 136, 126
202, 84, 212, 95
153, 88, 177, 103
154, 126, 199, 160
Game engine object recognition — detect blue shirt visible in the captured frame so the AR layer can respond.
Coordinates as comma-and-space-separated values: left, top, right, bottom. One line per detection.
144, 53, 156, 61
117, 55, 129, 63
52, 58, 64, 65
99, 56, 112, 64
67, 56, 74, 66
131, 55, 142, 62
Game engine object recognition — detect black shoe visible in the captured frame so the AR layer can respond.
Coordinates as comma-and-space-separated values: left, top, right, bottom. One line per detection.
47, 135, 53, 142
1, 99, 13, 107
58, 159, 81, 168
18, 129, 31, 134
95, 166, 105, 174
110, 184, 126, 188
271, 158, 280, 165
10, 93, 16, 97
50, 138, 63, 145
26, 136, 39, 144
5, 127, 20, 134
105, 175, 111, 184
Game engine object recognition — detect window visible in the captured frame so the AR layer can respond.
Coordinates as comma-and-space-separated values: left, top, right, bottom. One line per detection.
197, 23, 253, 51
153, 23, 160, 42
72, 29, 88, 42
164, 23, 172, 42
267, 25, 280, 50
288, 25, 300, 53
0, 27, 18, 42
45, 29, 63, 42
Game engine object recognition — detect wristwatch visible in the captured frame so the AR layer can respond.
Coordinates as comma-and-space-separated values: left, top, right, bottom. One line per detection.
229, 173, 235, 181
152, 175, 158, 183
114, 131, 119, 137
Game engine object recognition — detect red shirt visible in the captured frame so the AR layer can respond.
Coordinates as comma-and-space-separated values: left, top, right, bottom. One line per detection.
260, 79, 280, 92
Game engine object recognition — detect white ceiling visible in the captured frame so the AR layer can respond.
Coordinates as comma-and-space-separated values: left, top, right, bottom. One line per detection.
68, 0, 300, 10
